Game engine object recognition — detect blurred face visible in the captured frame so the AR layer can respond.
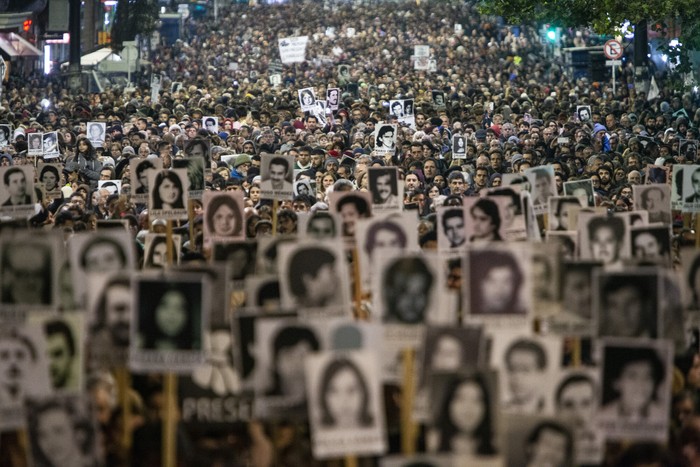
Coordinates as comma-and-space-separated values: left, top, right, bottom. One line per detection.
634, 232, 661, 259
449, 381, 485, 434
155, 290, 188, 337
431, 335, 462, 371
212, 203, 237, 236
590, 225, 620, 263
37, 408, 81, 465
603, 285, 642, 336
84, 242, 123, 272
615, 360, 655, 412
105, 285, 131, 346
507, 349, 541, 403
557, 380, 595, 429
6, 245, 47, 304
41, 171, 58, 190
394, 273, 429, 323
46, 333, 72, 389
158, 176, 180, 204
481, 266, 514, 311
376, 174, 392, 201
325, 367, 364, 428
563, 270, 591, 318
0, 337, 32, 391
528, 428, 568, 467
471, 206, 495, 239
7, 171, 27, 197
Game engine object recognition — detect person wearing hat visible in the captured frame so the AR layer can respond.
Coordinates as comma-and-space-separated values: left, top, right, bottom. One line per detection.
230, 154, 251, 181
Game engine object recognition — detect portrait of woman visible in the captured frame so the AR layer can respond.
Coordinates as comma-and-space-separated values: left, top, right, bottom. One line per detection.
206, 194, 243, 238
600, 345, 667, 422
152, 170, 185, 210
468, 198, 503, 242
469, 249, 526, 315
299, 89, 315, 108
318, 357, 374, 429
26, 396, 97, 467
435, 373, 496, 456
144, 235, 180, 268
40, 165, 60, 193
139, 286, 199, 351
0, 125, 10, 147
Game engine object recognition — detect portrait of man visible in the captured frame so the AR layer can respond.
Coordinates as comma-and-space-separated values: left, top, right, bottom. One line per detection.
1, 166, 33, 206
577, 105, 592, 122
203, 116, 218, 134
87, 122, 105, 147
555, 372, 601, 463
369, 167, 400, 208
527, 167, 556, 209
635, 185, 671, 224
132, 158, 161, 196
363, 218, 408, 261
584, 216, 626, 266
294, 180, 312, 197
469, 248, 527, 316
595, 271, 659, 338
382, 255, 435, 325
42, 131, 58, 155
502, 338, 548, 412
283, 244, 345, 310
28, 133, 43, 155
337, 65, 351, 84
684, 166, 700, 205
440, 207, 466, 249
332, 192, 371, 237
549, 196, 583, 231
43, 319, 79, 390
0, 328, 40, 405
390, 100, 405, 118
326, 88, 340, 110
631, 226, 671, 263
432, 90, 445, 107
261, 155, 294, 195
0, 238, 54, 306
77, 234, 130, 274
184, 137, 210, 168
306, 212, 337, 239
563, 179, 595, 207
375, 124, 396, 151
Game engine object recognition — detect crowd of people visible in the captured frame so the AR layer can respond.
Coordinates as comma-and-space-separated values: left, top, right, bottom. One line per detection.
2, 0, 700, 465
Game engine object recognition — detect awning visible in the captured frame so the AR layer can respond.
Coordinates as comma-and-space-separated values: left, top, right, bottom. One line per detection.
79, 48, 117, 67
0, 32, 41, 57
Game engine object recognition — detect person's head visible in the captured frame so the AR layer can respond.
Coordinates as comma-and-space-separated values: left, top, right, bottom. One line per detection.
383, 256, 434, 324
154, 288, 190, 340
153, 170, 184, 208
554, 198, 581, 230
504, 338, 547, 403
692, 167, 700, 195
632, 229, 667, 260
525, 421, 573, 467
371, 169, 397, 203
307, 212, 336, 238
470, 198, 501, 240
0, 329, 38, 391
136, 160, 155, 189
377, 125, 395, 147
364, 220, 407, 257
301, 89, 314, 106
448, 171, 465, 195
1, 240, 52, 305
206, 195, 242, 237
4, 166, 27, 196
270, 325, 320, 394
318, 357, 374, 428
268, 156, 290, 184
27, 398, 92, 467
146, 235, 175, 268
40, 165, 60, 191
437, 373, 494, 453
95, 276, 131, 346
442, 207, 465, 247
288, 247, 338, 307
641, 186, 665, 211
336, 194, 370, 236
532, 169, 552, 198
89, 124, 103, 139
587, 216, 625, 264
427, 329, 468, 371
555, 373, 596, 430
604, 346, 665, 412
471, 249, 523, 313
44, 319, 76, 389
600, 274, 650, 336
80, 236, 127, 273
185, 138, 208, 160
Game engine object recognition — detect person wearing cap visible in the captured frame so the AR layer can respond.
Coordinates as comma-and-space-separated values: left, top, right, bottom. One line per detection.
230, 154, 251, 181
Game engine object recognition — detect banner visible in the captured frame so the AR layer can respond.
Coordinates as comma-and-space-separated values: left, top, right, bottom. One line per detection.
278, 36, 309, 65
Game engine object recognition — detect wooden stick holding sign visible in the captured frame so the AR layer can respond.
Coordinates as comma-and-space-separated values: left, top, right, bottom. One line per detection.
162, 220, 177, 467
115, 367, 132, 449
272, 198, 279, 236
401, 348, 417, 455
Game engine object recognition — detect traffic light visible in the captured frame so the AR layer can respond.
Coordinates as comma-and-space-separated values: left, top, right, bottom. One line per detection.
23, 19, 32, 32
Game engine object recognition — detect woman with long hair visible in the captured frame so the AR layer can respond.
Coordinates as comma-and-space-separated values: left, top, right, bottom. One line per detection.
152, 171, 185, 210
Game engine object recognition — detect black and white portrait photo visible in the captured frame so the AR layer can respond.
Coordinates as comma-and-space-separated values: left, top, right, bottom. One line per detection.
203, 191, 245, 243
326, 87, 340, 110
87, 274, 131, 367
0, 165, 36, 212
548, 196, 584, 231
464, 197, 507, 242
526, 166, 557, 214
594, 270, 660, 338
432, 90, 445, 108
430, 371, 498, 457
98, 179, 121, 196
303, 211, 338, 239
337, 65, 351, 84
452, 135, 467, 159
171, 81, 183, 93
377, 253, 439, 325
0, 324, 51, 431
598, 339, 672, 441
294, 179, 313, 197
504, 414, 574, 467
33, 313, 84, 393
87, 121, 106, 148
630, 225, 671, 264
422, 326, 483, 381
330, 191, 372, 238
576, 105, 592, 122
38, 164, 62, 198
28, 132, 43, 156
70, 230, 134, 280
547, 260, 600, 335
0, 234, 57, 308
438, 206, 466, 250
279, 240, 349, 315
634, 184, 671, 224
42, 131, 59, 157
298, 87, 316, 112
369, 167, 402, 210
25, 394, 102, 467
467, 247, 530, 317
130, 273, 209, 373
130, 157, 162, 203
646, 163, 670, 185
143, 233, 182, 269
563, 179, 595, 207
490, 332, 561, 414
260, 154, 294, 200
306, 350, 386, 459
172, 155, 205, 199
184, 137, 211, 171
579, 214, 629, 267
148, 168, 189, 220
203, 116, 218, 135
681, 165, 700, 211
374, 124, 397, 156
389, 100, 405, 118
0, 124, 10, 148
681, 248, 700, 311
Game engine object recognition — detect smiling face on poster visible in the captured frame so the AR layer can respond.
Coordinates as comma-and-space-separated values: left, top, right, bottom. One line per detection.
369, 167, 402, 210
326, 88, 340, 110
148, 168, 189, 220
42, 131, 59, 158
203, 191, 245, 243
298, 88, 316, 112
260, 154, 295, 200
374, 124, 397, 156
28, 132, 44, 156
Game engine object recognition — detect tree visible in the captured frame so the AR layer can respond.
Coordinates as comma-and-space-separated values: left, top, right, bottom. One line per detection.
477, 0, 700, 77
110, 0, 159, 51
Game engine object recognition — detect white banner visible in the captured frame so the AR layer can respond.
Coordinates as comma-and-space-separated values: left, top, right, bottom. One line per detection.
278, 36, 309, 65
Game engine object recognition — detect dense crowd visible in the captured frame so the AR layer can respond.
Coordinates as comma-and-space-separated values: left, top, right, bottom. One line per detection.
2, 0, 700, 466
